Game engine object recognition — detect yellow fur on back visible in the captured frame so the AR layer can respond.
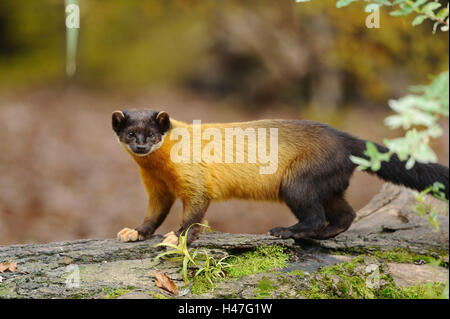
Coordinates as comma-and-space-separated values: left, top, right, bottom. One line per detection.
125, 118, 334, 204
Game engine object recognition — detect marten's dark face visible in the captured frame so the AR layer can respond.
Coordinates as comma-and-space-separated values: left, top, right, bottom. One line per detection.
112, 109, 171, 156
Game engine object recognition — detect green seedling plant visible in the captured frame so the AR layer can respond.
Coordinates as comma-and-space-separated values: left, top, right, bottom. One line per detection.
193, 250, 231, 287
414, 182, 449, 235
153, 223, 207, 284
153, 223, 233, 293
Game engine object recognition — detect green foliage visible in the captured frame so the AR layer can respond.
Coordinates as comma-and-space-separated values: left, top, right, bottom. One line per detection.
288, 270, 306, 277
0, 1, 210, 88
302, 256, 447, 299
1, 0, 448, 104
414, 182, 449, 231
371, 247, 446, 266
191, 250, 231, 293
190, 244, 289, 295
378, 282, 446, 298
153, 223, 232, 293
352, 71, 449, 171
336, 0, 449, 33
350, 141, 391, 171
337, 0, 358, 7
152, 222, 288, 295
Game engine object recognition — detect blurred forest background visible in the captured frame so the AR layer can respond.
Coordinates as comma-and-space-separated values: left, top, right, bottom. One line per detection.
0, 0, 448, 245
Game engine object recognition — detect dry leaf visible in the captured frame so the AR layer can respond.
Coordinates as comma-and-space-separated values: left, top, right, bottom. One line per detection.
0, 260, 17, 273
152, 272, 178, 295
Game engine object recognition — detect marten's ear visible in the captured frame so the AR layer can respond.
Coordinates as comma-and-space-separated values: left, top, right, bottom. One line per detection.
112, 110, 126, 133
156, 111, 171, 133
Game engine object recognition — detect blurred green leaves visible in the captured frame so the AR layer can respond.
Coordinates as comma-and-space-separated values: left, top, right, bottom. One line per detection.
337, 0, 358, 8
351, 71, 449, 171
341, 0, 448, 172
414, 182, 448, 231
0, 0, 448, 100
336, 0, 449, 32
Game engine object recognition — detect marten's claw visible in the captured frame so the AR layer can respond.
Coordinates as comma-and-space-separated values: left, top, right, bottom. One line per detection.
117, 227, 140, 242
162, 231, 179, 245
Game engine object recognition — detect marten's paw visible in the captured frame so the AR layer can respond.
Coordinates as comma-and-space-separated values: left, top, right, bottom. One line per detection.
117, 227, 143, 242
162, 231, 179, 246
268, 227, 295, 239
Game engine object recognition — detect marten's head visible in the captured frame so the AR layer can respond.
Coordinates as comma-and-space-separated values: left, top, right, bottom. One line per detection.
112, 109, 171, 157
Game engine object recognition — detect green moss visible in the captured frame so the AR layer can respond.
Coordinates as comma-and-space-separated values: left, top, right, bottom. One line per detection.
190, 275, 217, 295
332, 247, 448, 267
226, 245, 289, 278
0, 283, 19, 298
301, 256, 448, 299
372, 248, 445, 266
378, 282, 446, 299
189, 245, 289, 295
102, 286, 134, 299
254, 277, 276, 298
288, 270, 306, 277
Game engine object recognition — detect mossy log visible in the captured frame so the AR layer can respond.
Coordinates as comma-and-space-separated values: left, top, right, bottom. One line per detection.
0, 184, 448, 299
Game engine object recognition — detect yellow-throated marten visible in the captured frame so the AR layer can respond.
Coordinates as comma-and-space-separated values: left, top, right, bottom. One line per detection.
112, 109, 449, 244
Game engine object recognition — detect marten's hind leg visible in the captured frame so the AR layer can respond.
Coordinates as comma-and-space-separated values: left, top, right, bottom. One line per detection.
269, 180, 328, 239
269, 203, 328, 239
311, 195, 356, 239
270, 154, 354, 240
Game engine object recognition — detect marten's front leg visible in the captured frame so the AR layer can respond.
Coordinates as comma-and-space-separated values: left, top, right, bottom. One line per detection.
117, 190, 175, 242
163, 197, 210, 246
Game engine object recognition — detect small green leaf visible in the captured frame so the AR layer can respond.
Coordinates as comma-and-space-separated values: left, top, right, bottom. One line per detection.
412, 0, 428, 10
336, 0, 356, 8
436, 7, 449, 19
412, 15, 428, 26
422, 2, 441, 15
390, 3, 414, 16
365, 141, 379, 156
371, 160, 382, 171
349, 155, 371, 170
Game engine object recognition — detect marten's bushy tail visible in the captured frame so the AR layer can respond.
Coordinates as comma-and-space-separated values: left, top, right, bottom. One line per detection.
345, 135, 449, 200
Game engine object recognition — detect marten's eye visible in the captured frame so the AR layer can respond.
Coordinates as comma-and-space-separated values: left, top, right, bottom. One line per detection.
127, 131, 135, 138
148, 132, 154, 138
